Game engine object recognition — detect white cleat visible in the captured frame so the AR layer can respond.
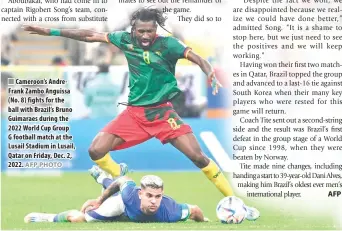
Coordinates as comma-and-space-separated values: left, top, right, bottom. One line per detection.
244, 206, 260, 221
89, 165, 113, 185
24, 212, 55, 223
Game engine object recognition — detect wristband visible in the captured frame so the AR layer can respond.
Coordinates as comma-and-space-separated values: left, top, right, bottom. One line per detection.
50, 28, 61, 36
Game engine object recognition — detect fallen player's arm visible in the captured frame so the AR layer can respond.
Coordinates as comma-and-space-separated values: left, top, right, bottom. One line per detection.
188, 205, 206, 222
186, 50, 215, 79
22, 25, 109, 43
97, 176, 131, 204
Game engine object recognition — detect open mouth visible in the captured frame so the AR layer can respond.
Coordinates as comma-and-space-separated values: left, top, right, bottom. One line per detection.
141, 40, 151, 47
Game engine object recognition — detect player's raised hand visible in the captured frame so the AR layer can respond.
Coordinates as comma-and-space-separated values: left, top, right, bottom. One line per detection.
22, 25, 49, 36
209, 72, 222, 95
80, 199, 101, 213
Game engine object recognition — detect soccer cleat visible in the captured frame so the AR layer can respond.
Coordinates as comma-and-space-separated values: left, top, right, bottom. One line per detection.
119, 163, 129, 176
89, 163, 128, 184
89, 165, 101, 182
244, 205, 260, 221
24, 212, 55, 223
89, 165, 111, 184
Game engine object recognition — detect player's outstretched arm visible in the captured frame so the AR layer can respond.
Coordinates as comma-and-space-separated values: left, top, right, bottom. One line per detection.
22, 25, 109, 43
186, 50, 214, 77
188, 205, 207, 222
186, 50, 222, 95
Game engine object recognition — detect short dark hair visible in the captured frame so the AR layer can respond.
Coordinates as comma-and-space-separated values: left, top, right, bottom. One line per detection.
130, 7, 171, 34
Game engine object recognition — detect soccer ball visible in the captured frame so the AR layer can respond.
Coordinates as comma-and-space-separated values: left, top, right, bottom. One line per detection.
216, 196, 247, 224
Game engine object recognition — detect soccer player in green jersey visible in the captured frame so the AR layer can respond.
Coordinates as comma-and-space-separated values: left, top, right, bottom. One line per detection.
23, 8, 234, 199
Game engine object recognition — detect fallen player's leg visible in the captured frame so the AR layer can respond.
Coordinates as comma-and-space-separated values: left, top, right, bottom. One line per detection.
89, 165, 113, 187
83, 194, 125, 222
24, 210, 85, 223
24, 194, 125, 223
89, 164, 121, 195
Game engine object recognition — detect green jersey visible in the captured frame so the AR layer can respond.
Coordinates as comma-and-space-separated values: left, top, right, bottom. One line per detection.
107, 31, 190, 106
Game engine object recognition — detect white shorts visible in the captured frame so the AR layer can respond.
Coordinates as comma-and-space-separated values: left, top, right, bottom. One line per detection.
84, 194, 125, 222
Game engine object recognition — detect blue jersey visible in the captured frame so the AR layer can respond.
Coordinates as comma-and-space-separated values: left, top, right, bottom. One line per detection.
120, 181, 190, 223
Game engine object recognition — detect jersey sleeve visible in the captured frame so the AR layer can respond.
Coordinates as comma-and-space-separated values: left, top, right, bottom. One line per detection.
120, 180, 136, 204
106, 31, 126, 49
160, 196, 191, 222
167, 37, 191, 60
178, 204, 191, 221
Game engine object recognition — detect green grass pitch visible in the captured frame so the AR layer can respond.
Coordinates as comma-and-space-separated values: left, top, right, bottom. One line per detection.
1, 172, 339, 230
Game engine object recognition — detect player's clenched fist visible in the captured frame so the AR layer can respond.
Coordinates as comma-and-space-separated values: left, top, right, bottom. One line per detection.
22, 25, 49, 36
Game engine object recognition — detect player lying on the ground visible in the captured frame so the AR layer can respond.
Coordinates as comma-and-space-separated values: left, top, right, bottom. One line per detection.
24, 167, 208, 223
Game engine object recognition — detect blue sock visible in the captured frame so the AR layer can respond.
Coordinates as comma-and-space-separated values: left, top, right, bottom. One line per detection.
102, 178, 114, 189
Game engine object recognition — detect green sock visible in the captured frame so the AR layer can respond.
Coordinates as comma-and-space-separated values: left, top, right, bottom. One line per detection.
53, 210, 76, 222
